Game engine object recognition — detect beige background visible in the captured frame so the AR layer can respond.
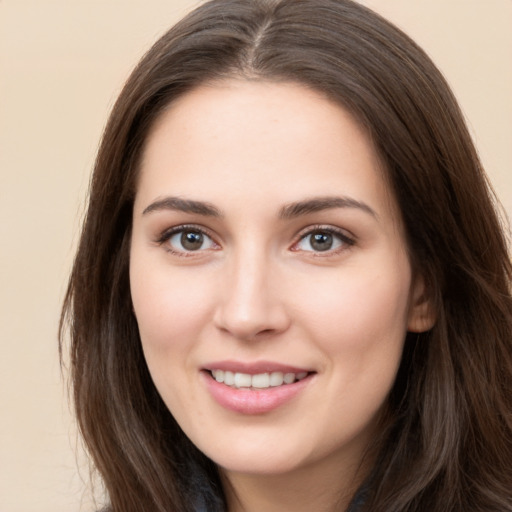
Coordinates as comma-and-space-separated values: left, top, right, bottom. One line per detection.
1, 1, 511, 511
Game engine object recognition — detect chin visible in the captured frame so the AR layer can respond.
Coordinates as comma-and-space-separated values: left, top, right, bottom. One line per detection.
193, 431, 309, 476
216, 453, 307, 477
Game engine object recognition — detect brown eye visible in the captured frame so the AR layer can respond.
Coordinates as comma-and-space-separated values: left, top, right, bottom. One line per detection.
181, 231, 204, 251
294, 228, 353, 254
310, 232, 334, 251
165, 228, 217, 253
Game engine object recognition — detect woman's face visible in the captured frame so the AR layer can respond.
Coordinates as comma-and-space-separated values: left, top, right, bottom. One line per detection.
130, 80, 431, 480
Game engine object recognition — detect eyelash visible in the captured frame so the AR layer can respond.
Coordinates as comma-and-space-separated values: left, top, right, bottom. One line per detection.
156, 224, 355, 257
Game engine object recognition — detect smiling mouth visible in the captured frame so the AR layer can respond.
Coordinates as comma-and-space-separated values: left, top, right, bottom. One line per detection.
209, 370, 311, 389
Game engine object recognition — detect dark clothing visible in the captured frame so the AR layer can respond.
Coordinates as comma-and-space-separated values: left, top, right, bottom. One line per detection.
347, 483, 368, 511
194, 482, 368, 511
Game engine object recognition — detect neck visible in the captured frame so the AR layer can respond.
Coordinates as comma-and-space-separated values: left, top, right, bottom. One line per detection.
221, 448, 371, 512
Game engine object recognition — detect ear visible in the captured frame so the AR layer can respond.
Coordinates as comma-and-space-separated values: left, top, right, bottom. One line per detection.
407, 274, 436, 333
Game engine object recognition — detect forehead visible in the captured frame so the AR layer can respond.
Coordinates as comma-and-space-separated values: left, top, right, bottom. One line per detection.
136, 80, 398, 221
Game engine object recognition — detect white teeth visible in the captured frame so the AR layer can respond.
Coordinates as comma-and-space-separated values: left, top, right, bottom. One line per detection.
251, 373, 270, 388
283, 372, 295, 384
269, 371, 284, 387
224, 371, 235, 386
213, 369, 224, 382
211, 370, 308, 389
234, 372, 252, 388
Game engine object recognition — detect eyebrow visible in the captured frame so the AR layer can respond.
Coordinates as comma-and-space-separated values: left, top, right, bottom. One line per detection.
142, 197, 222, 217
279, 196, 377, 219
141, 195, 376, 219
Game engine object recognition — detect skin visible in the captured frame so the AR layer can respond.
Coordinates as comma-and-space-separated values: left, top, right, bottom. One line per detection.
130, 80, 434, 511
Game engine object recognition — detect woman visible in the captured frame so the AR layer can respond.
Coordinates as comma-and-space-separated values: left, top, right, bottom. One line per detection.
60, 0, 512, 510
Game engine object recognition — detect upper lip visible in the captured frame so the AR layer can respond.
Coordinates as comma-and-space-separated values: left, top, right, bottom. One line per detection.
203, 360, 314, 375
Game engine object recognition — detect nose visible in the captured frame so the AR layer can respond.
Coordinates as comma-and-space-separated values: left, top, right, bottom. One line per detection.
213, 250, 291, 341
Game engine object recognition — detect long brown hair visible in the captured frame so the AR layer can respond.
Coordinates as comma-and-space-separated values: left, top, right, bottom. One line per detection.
60, 1, 512, 510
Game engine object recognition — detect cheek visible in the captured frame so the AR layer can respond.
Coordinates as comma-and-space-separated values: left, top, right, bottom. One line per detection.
295, 262, 412, 356
293, 263, 411, 433
129, 260, 216, 413
130, 258, 216, 353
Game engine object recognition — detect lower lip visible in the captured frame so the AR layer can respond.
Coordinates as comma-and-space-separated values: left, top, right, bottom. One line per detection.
202, 371, 313, 415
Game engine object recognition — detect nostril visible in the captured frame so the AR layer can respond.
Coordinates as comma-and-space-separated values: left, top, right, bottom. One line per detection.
256, 328, 277, 337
